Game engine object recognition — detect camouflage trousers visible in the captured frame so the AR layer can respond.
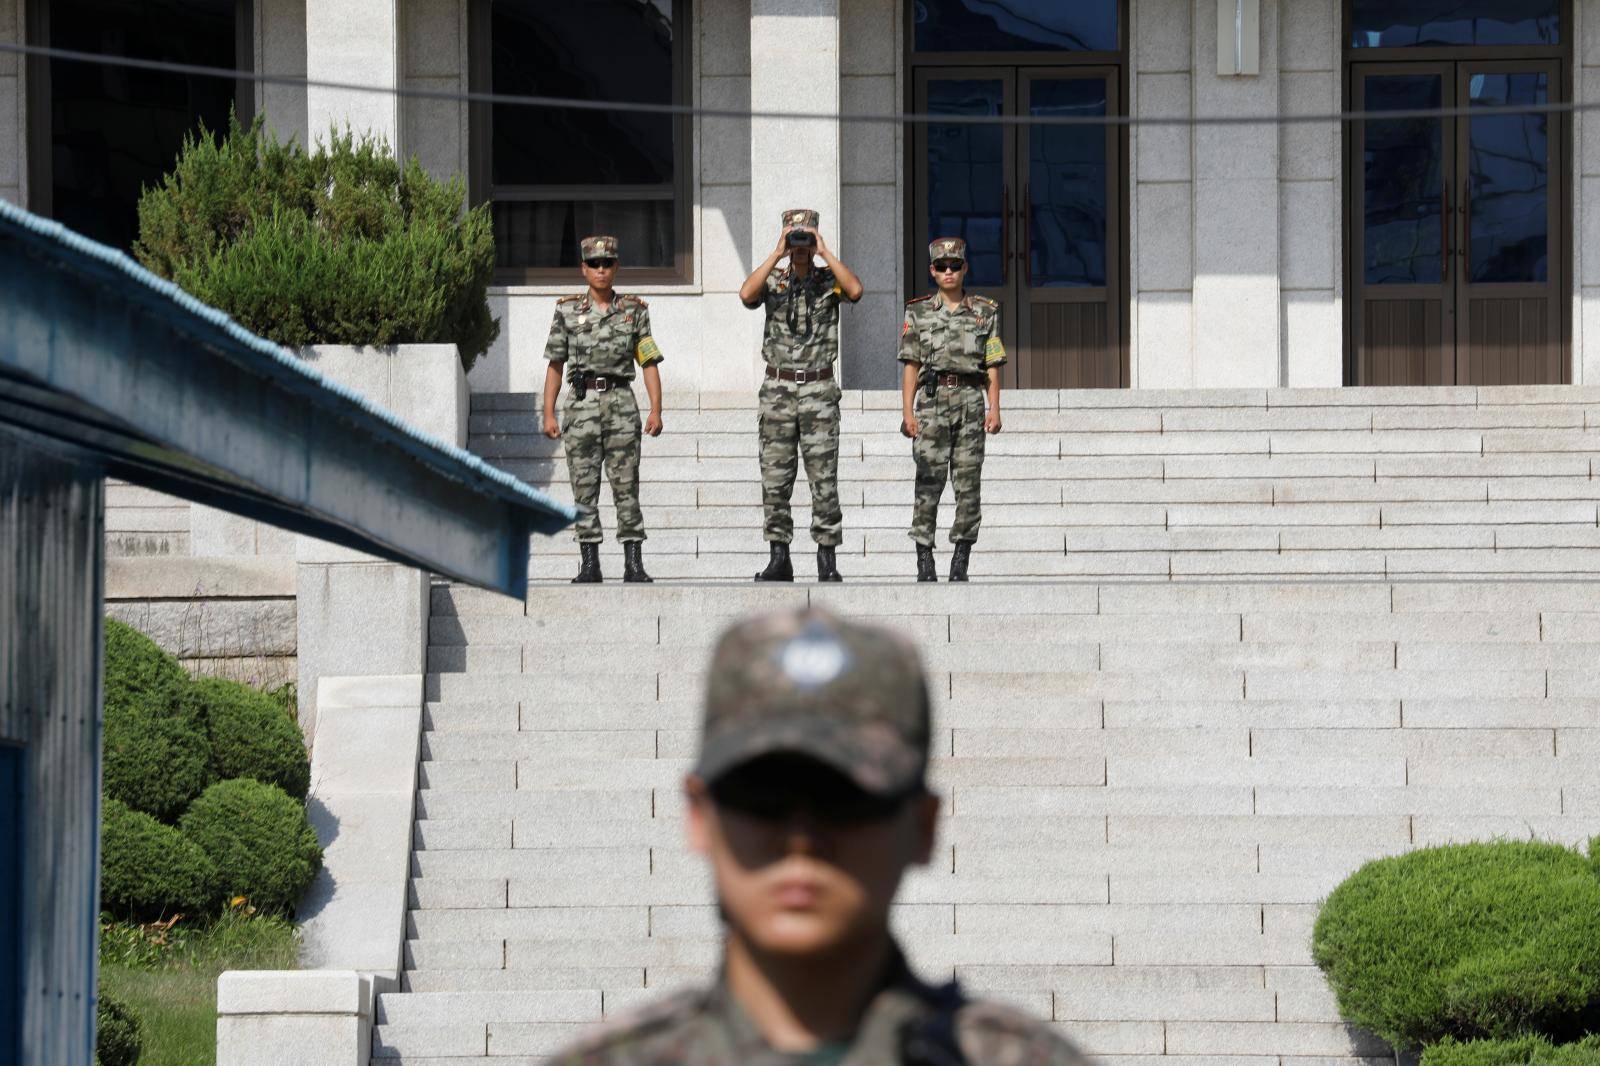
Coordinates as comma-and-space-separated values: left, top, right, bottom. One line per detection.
757, 376, 843, 547
563, 386, 645, 543
909, 384, 986, 546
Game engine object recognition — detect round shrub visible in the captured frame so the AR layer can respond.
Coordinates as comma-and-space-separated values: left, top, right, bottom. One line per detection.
135, 115, 498, 369
95, 987, 144, 1066
1422, 1035, 1600, 1066
1313, 841, 1600, 1051
180, 779, 321, 915
100, 797, 219, 920
102, 618, 211, 821
191, 676, 309, 800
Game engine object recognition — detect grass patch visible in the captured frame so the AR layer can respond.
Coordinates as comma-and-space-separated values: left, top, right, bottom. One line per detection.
100, 907, 298, 1066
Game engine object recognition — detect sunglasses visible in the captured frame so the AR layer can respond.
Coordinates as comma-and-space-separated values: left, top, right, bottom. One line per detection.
584, 257, 618, 270
932, 259, 965, 273
709, 758, 915, 827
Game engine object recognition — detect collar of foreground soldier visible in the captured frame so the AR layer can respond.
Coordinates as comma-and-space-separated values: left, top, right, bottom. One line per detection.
709, 943, 938, 1061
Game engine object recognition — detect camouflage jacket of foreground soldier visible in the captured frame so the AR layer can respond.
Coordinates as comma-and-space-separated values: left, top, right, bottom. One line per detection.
550, 947, 1091, 1065
896, 294, 1006, 377
545, 294, 663, 379
752, 266, 847, 374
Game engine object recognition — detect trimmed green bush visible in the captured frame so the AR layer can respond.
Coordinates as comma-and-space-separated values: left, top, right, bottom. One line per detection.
180, 779, 321, 915
102, 620, 211, 821
1422, 1035, 1600, 1065
135, 114, 498, 369
191, 676, 309, 800
95, 986, 144, 1066
100, 797, 219, 920
1313, 841, 1600, 1051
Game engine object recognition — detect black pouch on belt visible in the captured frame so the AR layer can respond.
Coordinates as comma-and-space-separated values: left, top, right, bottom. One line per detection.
568, 369, 587, 401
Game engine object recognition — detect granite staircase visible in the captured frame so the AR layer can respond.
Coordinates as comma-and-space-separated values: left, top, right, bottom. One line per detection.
373, 386, 1600, 1064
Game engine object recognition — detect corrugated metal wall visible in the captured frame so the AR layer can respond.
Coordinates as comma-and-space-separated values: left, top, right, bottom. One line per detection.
1, 429, 105, 1066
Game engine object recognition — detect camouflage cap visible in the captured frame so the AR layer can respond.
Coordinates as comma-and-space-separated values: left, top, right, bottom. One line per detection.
782, 208, 820, 230
580, 235, 620, 260
696, 608, 931, 796
928, 237, 966, 262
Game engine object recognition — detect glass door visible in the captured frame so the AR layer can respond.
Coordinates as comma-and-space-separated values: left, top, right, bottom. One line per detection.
912, 67, 1123, 388
1351, 60, 1563, 385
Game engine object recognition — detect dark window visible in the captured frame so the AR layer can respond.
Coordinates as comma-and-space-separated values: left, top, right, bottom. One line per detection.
925, 79, 1006, 287
35, 0, 247, 251
1351, 0, 1559, 48
1029, 78, 1107, 288
1468, 72, 1549, 283
477, 0, 689, 278
913, 0, 1118, 53
1363, 74, 1444, 285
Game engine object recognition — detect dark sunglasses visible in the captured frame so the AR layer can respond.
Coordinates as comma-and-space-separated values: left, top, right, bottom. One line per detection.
710, 758, 916, 827
932, 259, 964, 273
584, 257, 618, 270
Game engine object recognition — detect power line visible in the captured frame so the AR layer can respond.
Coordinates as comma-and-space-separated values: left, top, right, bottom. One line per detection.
0, 40, 1585, 128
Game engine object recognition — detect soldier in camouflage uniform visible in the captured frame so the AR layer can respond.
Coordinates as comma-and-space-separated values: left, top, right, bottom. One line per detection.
740, 208, 864, 583
898, 237, 1005, 584
543, 235, 666, 584
550, 607, 1094, 1066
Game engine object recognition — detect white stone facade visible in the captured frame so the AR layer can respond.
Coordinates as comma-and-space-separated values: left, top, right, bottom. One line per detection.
2, 0, 1595, 390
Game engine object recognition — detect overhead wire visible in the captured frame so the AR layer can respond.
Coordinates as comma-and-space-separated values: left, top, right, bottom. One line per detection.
0, 39, 1585, 128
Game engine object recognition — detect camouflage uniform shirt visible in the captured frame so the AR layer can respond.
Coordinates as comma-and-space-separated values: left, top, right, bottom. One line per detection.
895, 294, 1006, 375
751, 266, 847, 373
550, 947, 1091, 1065
544, 293, 663, 377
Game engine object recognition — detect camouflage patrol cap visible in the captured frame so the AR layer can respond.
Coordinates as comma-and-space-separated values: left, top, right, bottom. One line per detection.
928, 237, 966, 262
580, 235, 620, 260
782, 208, 820, 230
696, 608, 931, 797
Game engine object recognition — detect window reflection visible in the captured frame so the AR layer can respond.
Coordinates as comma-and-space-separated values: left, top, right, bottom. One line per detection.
1363, 75, 1444, 285
913, 0, 1118, 53
926, 80, 1006, 287
1351, 0, 1559, 48
1029, 79, 1107, 288
1468, 73, 1548, 284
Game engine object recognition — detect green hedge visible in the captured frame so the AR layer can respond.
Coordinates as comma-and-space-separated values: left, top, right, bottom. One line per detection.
102, 621, 211, 821
1312, 841, 1600, 1051
191, 676, 310, 800
100, 797, 219, 921
1422, 1035, 1600, 1065
135, 115, 498, 369
180, 779, 322, 914
95, 986, 144, 1066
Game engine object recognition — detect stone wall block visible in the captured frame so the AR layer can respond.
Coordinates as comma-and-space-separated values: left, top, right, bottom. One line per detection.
1136, 182, 1194, 293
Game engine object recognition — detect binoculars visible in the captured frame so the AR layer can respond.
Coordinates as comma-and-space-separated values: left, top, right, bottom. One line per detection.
785, 229, 817, 249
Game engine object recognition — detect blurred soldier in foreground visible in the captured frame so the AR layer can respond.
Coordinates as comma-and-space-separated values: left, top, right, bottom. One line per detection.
740, 209, 864, 583
898, 238, 1006, 583
550, 608, 1092, 1065
542, 235, 665, 584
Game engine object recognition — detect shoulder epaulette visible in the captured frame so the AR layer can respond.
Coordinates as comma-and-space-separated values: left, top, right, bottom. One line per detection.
906, 294, 934, 305
556, 294, 582, 304
971, 294, 999, 310
620, 294, 649, 308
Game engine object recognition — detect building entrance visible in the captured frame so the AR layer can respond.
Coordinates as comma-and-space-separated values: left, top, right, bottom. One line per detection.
906, 1, 1127, 389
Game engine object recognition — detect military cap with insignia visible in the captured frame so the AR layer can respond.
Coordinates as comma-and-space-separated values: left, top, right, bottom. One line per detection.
928, 237, 966, 262
580, 235, 620, 260
696, 608, 930, 797
782, 208, 820, 230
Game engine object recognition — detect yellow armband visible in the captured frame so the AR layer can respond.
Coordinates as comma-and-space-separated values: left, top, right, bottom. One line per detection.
636, 336, 663, 366
983, 336, 1007, 365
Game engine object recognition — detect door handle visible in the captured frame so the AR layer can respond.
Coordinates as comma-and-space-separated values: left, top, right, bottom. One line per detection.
1441, 179, 1450, 283
1022, 182, 1032, 288
1001, 185, 1009, 285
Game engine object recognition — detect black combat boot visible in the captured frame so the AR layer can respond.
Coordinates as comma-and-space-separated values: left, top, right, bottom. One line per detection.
915, 544, 937, 583
754, 542, 794, 582
622, 541, 653, 584
816, 545, 843, 583
571, 542, 602, 584
949, 541, 973, 583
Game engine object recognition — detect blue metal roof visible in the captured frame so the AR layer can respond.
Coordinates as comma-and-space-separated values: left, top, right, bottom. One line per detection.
0, 198, 574, 597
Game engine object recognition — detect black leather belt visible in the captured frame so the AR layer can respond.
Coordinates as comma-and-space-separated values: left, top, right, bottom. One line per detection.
936, 371, 987, 388
575, 372, 622, 392
766, 365, 834, 383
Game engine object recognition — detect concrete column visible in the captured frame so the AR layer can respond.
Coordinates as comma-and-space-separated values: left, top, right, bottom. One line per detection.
1191, 0, 1280, 386
749, 0, 843, 308
304, 0, 400, 149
